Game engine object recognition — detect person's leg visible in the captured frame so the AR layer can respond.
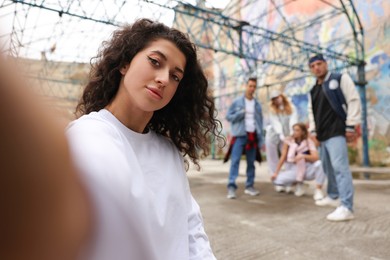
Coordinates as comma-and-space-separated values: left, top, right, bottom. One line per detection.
245, 146, 257, 189
295, 158, 306, 182
273, 163, 297, 186
265, 134, 281, 174
304, 161, 326, 200
326, 136, 354, 211
227, 136, 246, 190
319, 141, 339, 199
304, 160, 326, 187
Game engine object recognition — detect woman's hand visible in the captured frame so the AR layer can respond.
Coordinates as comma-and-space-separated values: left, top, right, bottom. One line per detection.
271, 172, 278, 181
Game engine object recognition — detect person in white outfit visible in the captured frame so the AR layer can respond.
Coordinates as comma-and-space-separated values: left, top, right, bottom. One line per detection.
2, 20, 224, 260
67, 18, 224, 260
265, 89, 298, 188
271, 123, 326, 200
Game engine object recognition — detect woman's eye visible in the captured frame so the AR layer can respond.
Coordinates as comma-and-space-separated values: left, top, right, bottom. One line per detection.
172, 74, 180, 82
148, 56, 159, 66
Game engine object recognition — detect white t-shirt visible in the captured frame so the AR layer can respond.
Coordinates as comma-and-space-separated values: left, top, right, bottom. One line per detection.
66, 109, 215, 260
245, 98, 256, 132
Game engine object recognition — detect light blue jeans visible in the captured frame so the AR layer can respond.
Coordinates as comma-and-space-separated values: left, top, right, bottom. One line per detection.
273, 160, 326, 186
227, 136, 256, 190
319, 136, 354, 211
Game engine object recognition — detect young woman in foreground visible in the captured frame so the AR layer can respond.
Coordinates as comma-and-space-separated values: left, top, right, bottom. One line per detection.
66, 19, 223, 259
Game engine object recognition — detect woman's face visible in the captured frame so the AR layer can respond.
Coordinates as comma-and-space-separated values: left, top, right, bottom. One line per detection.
292, 125, 303, 139
272, 95, 283, 106
119, 38, 186, 113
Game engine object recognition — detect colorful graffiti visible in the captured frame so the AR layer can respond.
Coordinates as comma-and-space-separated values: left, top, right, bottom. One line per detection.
219, 0, 390, 165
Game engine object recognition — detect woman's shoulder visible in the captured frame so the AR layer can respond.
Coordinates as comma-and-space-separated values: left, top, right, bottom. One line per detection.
283, 136, 295, 145
66, 111, 124, 154
67, 111, 118, 136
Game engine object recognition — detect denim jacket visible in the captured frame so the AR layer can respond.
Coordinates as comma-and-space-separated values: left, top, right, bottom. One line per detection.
226, 95, 264, 146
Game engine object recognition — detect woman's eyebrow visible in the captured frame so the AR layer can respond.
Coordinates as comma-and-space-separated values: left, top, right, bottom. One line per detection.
150, 50, 184, 74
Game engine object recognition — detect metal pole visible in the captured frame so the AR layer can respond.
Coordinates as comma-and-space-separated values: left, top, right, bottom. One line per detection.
356, 62, 370, 177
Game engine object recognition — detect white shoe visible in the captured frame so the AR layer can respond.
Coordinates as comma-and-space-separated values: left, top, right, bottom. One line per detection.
285, 185, 293, 194
227, 187, 236, 199
315, 196, 340, 207
244, 187, 260, 196
275, 185, 285, 193
313, 189, 325, 201
326, 206, 354, 221
294, 183, 305, 197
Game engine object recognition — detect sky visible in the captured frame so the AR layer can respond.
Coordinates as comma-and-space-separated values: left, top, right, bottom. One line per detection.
0, 0, 230, 62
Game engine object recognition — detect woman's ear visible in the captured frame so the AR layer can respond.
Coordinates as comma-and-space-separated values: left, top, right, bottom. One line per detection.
119, 65, 129, 75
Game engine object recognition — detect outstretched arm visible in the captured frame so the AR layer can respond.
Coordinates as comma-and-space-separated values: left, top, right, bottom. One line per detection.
271, 142, 289, 181
0, 56, 90, 260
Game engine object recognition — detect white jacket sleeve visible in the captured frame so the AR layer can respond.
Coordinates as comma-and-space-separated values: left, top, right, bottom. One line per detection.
269, 113, 283, 136
307, 93, 316, 134
340, 74, 362, 127
188, 196, 216, 260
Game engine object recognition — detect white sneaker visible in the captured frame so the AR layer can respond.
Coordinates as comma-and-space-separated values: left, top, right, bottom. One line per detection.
227, 187, 236, 199
274, 185, 285, 193
326, 206, 354, 221
313, 189, 325, 201
285, 185, 293, 194
244, 187, 260, 196
294, 183, 305, 197
315, 196, 340, 207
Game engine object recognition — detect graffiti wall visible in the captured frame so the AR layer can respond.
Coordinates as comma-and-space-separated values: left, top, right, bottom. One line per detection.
217, 0, 390, 165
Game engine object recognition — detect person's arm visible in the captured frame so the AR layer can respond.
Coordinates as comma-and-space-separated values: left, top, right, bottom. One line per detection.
340, 74, 362, 142
307, 93, 316, 135
307, 93, 320, 146
271, 142, 289, 181
226, 99, 245, 123
0, 56, 90, 260
188, 196, 216, 260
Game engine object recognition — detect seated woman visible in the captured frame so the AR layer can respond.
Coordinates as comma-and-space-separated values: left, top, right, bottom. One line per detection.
271, 123, 325, 200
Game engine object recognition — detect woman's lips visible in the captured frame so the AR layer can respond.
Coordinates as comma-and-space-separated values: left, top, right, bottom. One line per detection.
146, 86, 162, 99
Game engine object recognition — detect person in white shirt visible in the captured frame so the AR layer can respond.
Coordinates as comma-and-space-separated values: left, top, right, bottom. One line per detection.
265, 89, 298, 192
66, 18, 223, 259
225, 78, 264, 199
1, 19, 223, 260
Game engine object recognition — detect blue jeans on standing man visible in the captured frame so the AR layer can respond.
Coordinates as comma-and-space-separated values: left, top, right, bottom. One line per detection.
227, 135, 256, 190
319, 135, 354, 211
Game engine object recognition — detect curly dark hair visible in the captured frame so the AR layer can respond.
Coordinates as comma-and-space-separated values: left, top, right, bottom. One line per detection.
75, 18, 224, 168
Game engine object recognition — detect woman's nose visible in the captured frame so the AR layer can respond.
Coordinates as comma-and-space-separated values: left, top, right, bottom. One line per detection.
155, 69, 169, 87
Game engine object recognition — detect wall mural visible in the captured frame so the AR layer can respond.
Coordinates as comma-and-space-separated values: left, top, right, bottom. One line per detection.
218, 0, 390, 165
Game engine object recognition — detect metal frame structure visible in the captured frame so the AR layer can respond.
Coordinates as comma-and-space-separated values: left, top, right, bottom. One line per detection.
0, 0, 369, 166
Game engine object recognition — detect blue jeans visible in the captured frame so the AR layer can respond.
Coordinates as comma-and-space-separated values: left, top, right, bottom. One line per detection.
319, 136, 354, 211
227, 136, 256, 190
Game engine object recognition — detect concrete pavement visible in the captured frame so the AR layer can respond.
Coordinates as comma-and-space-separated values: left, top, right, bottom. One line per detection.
188, 159, 390, 260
